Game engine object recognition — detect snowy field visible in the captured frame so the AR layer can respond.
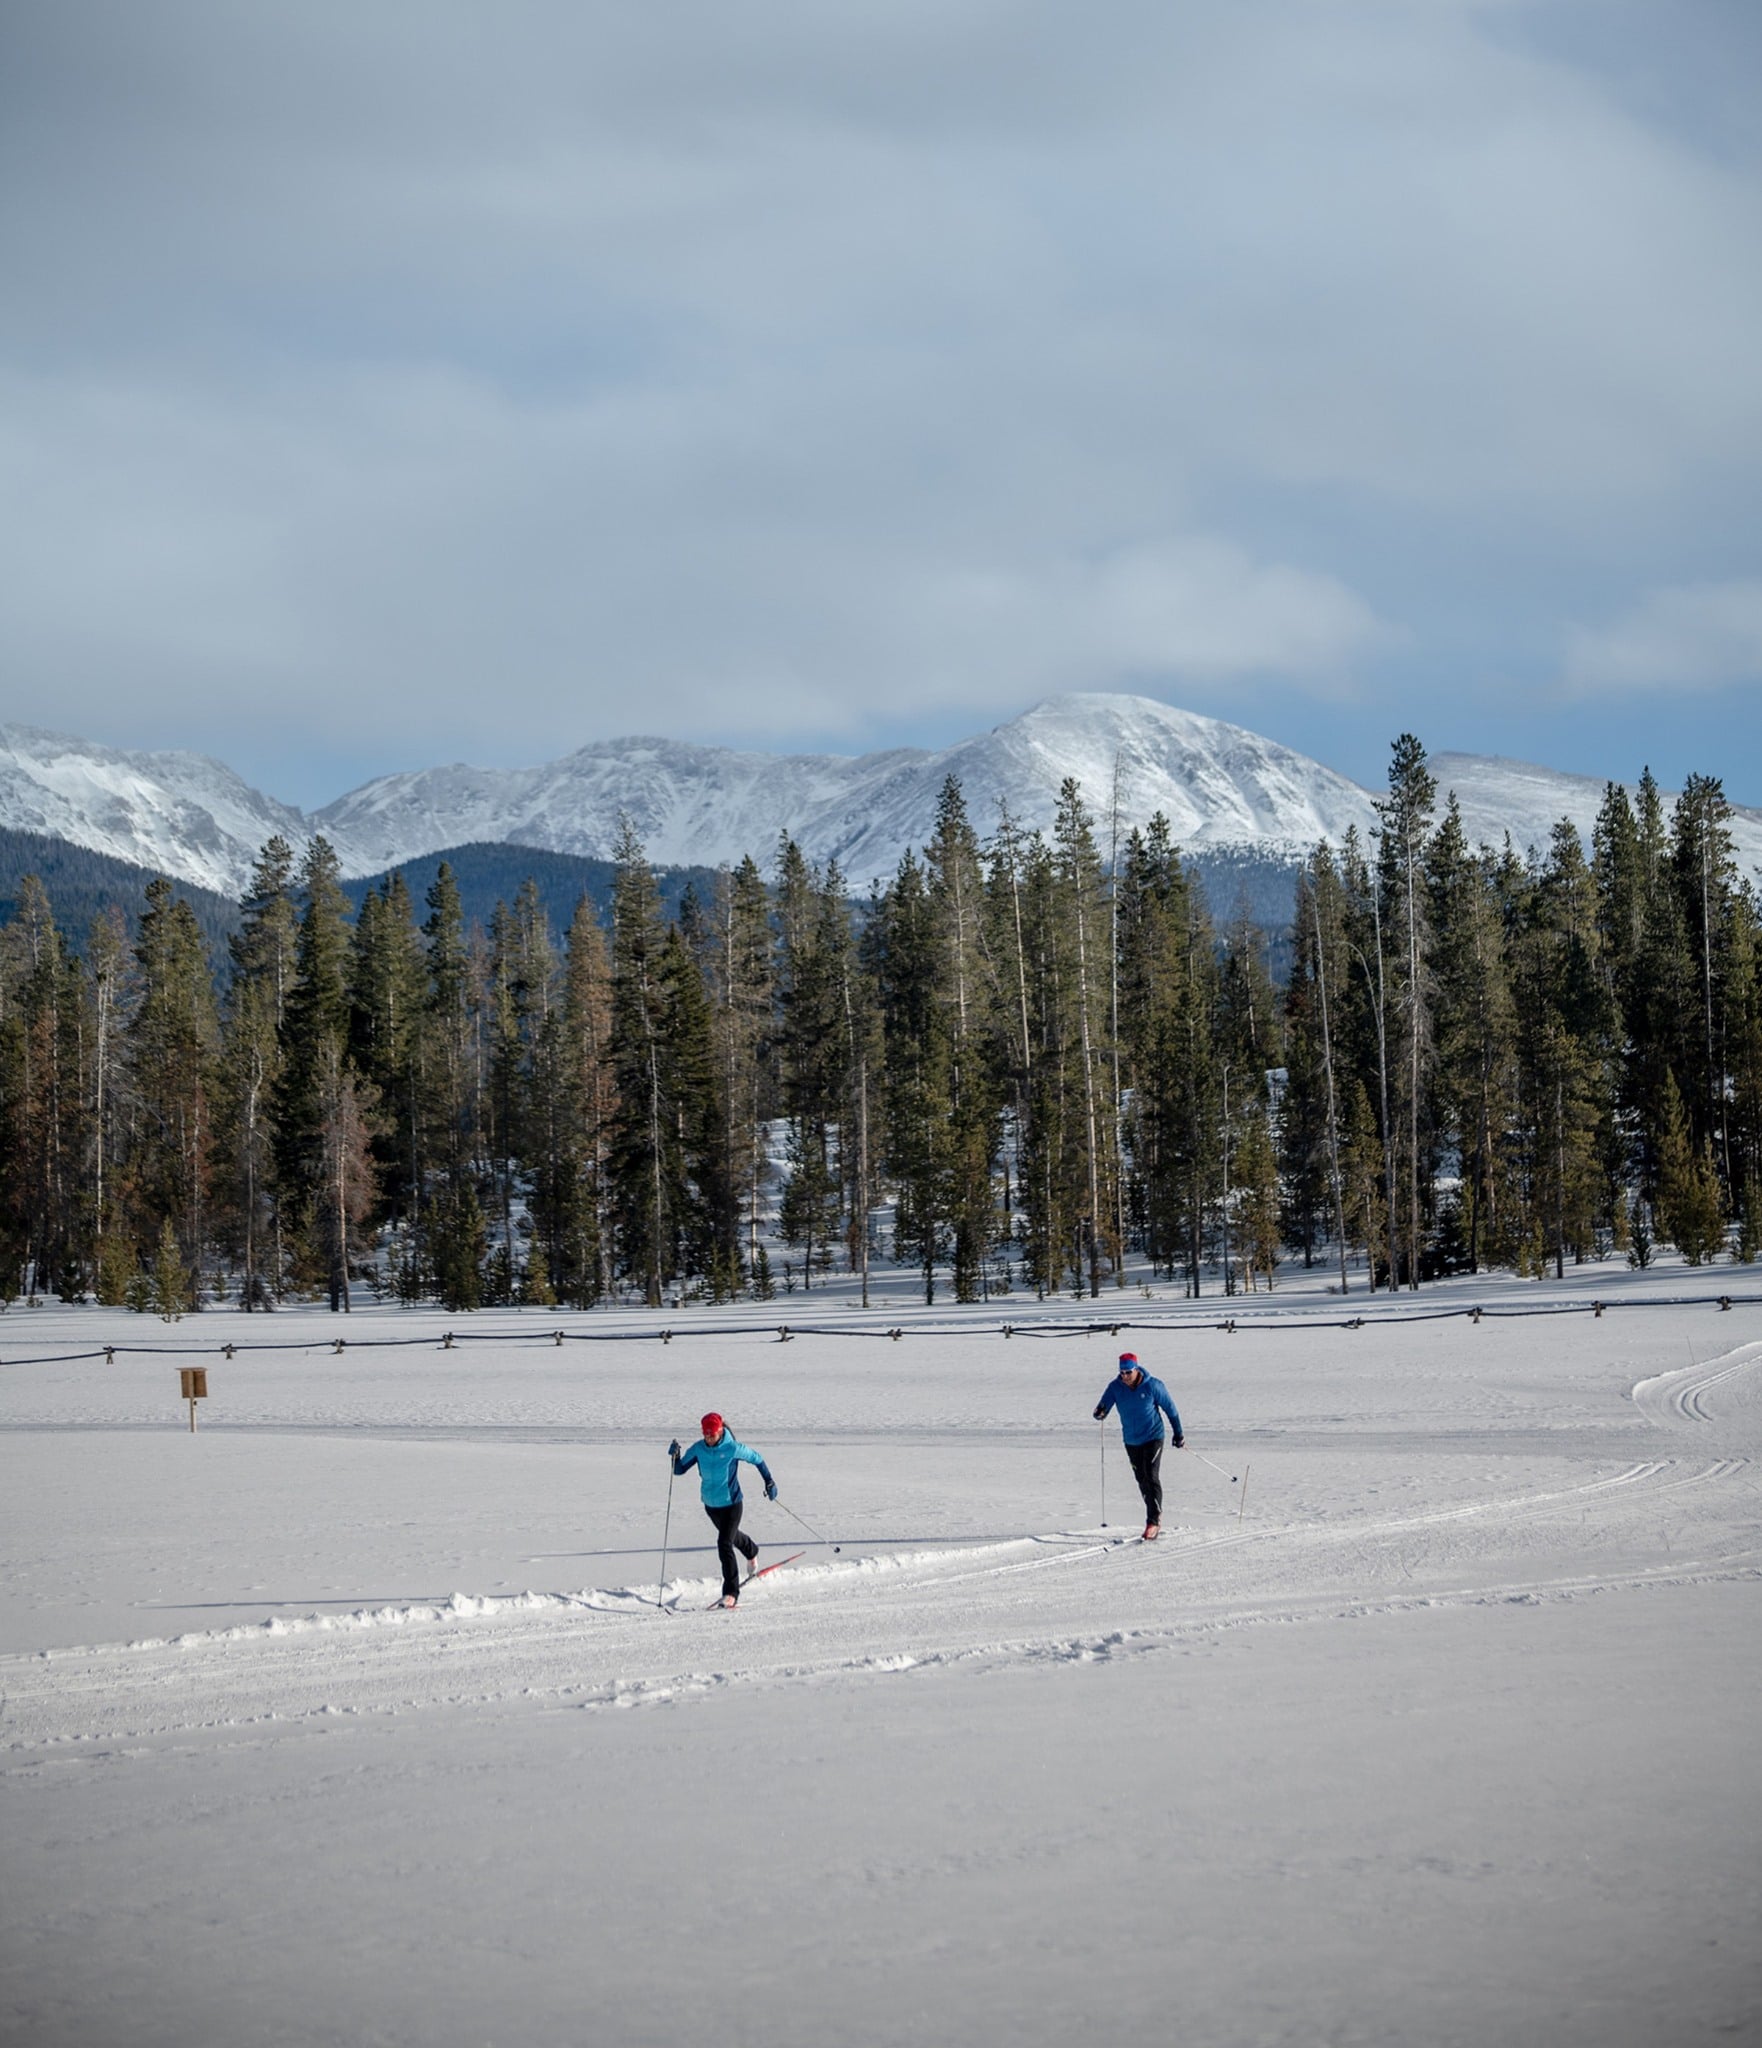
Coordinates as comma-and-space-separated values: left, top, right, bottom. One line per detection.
3, 1260, 1759, 2047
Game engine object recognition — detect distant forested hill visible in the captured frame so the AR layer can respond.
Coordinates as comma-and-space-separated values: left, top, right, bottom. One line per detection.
3, 826, 1296, 984
0, 827, 241, 961
1184, 846, 1300, 932
0, 829, 729, 964
337, 842, 726, 933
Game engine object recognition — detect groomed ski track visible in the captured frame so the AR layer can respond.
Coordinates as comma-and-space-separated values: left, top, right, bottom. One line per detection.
8, 1338, 1757, 1758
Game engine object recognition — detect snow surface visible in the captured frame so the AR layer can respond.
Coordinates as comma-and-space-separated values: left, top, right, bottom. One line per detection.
3, 1257, 1759, 2046
9, 698, 1758, 899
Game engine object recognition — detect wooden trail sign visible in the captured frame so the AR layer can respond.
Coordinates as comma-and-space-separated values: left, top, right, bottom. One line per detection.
180, 1366, 208, 1430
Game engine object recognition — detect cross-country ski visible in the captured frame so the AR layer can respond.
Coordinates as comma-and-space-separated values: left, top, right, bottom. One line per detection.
747, 1549, 805, 1582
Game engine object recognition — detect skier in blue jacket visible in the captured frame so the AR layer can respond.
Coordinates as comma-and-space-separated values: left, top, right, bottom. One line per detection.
669, 1412, 778, 1608
1093, 1352, 1183, 1539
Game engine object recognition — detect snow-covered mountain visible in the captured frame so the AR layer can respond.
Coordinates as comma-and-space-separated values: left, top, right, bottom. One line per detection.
3, 696, 1759, 901
0, 725, 311, 898
1431, 752, 1711, 866
314, 695, 1384, 889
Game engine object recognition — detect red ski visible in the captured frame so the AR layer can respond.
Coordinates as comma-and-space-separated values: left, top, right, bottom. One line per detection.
746, 1550, 805, 1583
704, 1548, 807, 1613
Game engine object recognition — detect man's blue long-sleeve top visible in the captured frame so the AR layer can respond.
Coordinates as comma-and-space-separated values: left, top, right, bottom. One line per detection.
1094, 1373, 1183, 1448
671, 1432, 774, 1507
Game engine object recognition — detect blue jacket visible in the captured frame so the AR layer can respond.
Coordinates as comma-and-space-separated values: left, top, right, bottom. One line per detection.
1094, 1371, 1183, 1448
672, 1431, 774, 1508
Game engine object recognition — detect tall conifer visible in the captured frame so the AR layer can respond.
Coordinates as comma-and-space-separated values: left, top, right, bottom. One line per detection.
217, 838, 298, 1305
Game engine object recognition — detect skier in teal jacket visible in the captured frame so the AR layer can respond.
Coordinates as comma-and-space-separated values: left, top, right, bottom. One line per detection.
1093, 1353, 1183, 1540
670, 1413, 777, 1607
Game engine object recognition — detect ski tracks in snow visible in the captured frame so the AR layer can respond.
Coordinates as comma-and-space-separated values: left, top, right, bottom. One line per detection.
1632, 1338, 1762, 1426
5, 1443, 1757, 1763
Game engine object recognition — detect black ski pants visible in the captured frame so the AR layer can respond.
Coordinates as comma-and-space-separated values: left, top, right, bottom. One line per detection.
705, 1501, 758, 1598
1125, 1438, 1164, 1526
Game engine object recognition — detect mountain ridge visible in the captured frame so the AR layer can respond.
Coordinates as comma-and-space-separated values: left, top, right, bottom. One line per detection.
3, 696, 1757, 900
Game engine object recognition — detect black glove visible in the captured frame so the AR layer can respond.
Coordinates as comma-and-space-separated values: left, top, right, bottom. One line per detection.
668, 1439, 680, 1460
1173, 1437, 1185, 1450
765, 1480, 778, 1501
1092, 1406, 1106, 1421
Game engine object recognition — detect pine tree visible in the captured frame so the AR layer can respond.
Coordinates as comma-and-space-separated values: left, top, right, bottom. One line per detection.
131, 876, 219, 1284
1216, 906, 1278, 1296
983, 803, 1049, 1292
1303, 839, 1352, 1286
750, 1240, 775, 1301
1114, 823, 1196, 1286
607, 822, 680, 1304
419, 862, 480, 1299
216, 838, 298, 1306
95, 1229, 138, 1306
349, 872, 427, 1225
521, 1231, 556, 1305
774, 838, 848, 1289
1622, 770, 1689, 1195
1429, 802, 1488, 1270
314, 1039, 380, 1311
1734, 1175, 1761, 1264
1016, 815, 1079, 1296
1726, 885, 1762, 1205
85, 905, 132, 1270
430, 1177, 486, 1310
1234, 1102, 1282, 1290
1626, 1190, 1654, 1270
699, 856, 773, 1286
1653, 1070, 1725, 1263
1339, 828, 1399, 1289
541, 895, 615, 1308
1671, 774, 1740, 1195
660, 921, 733, 1293
152, 1213, 190, 1319
1053, 780, 1116, 1296
0, 877, 88, 1299
871, 849, 948, 1303
1116, 817, 1218, 1294
1339, 1077, 1385, 1279
1509, 823, 1610, 1275
483, 882, 555, 1288
1375, 735, 1437, 1289
839, 902, 882, 1305
925, 779, 1000, 1301
1278, 871, 1330, 1271
278, 839, 352, 1149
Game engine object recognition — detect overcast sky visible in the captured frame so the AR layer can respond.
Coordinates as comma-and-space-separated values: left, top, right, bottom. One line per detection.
2, 0, 1759, 809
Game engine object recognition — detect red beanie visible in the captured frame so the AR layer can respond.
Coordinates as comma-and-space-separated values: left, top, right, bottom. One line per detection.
701, 1412, 724, 1437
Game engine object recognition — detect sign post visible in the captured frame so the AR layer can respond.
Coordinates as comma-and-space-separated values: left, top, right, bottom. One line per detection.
179, 1366, 208, 1431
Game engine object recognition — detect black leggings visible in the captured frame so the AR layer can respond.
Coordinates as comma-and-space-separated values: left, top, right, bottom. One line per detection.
705, 1501, 758, 1597
1125, 1439, 1164, 1525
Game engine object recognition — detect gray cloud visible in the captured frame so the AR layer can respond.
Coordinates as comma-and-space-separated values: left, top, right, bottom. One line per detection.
1, 2, 1758, 801
1566, 579, 1762, 694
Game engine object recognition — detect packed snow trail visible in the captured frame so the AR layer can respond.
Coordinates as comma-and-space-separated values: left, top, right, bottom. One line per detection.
7, 1450, 1757, 1759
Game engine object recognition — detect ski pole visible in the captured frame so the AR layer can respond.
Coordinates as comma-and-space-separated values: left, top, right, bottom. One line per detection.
1100, 1420, 1108, 1528
1193, 1449, 1239, 1485
772, 1496, 841, 1553
657, 1459, 676, 1613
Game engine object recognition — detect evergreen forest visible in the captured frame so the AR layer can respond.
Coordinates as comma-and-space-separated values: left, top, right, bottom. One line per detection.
2, 737, 1758, 1316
